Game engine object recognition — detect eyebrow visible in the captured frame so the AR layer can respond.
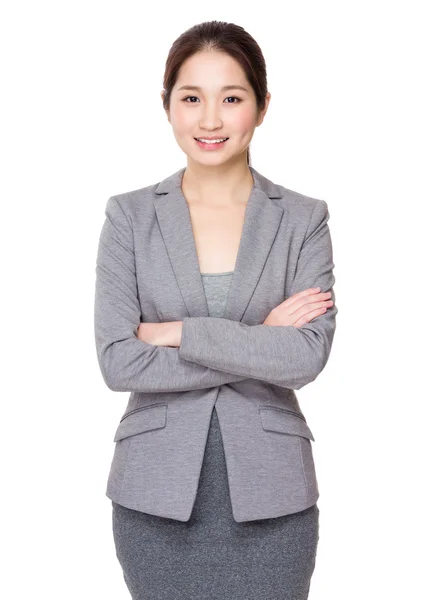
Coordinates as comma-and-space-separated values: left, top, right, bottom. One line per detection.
176, 85, 249, 93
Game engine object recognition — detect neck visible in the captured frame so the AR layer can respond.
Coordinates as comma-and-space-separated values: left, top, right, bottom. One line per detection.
182, 158, 254, 207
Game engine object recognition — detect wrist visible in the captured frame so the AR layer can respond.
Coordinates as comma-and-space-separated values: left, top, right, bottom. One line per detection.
174, 321, 183, 347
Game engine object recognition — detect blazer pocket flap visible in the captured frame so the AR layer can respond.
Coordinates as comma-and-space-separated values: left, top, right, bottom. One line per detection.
259, 406, 315, 441
113, 404, 167, 442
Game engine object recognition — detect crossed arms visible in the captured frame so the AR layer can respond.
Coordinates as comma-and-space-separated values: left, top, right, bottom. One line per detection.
94, 196, 337, 393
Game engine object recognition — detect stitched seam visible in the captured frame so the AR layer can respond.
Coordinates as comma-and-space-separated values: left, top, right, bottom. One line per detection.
299, 438, 310, 500
259, 404, 307, 422
120, 402, 167, 422
117, 437, 133, 499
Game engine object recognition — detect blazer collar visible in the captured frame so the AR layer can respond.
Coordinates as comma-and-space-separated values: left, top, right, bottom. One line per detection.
153, 166, 284, 322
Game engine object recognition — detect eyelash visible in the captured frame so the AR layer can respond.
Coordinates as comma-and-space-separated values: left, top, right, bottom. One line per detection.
182, 96, 242, 104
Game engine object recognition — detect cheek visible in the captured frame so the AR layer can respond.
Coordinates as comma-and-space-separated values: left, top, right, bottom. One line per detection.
231, 107, 258, 133
170, 106, 194, 131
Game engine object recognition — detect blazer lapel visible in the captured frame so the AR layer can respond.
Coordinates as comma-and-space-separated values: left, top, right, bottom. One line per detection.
153, 166, 284, 323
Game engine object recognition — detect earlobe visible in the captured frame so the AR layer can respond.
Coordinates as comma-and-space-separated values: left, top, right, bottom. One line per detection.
256, 92, 271, 127
256, 110, 267, 127
263, 92, 271, 114
161, 91, 170, 123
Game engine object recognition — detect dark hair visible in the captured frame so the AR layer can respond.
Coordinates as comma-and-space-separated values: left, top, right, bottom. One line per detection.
162, 21, 268, 167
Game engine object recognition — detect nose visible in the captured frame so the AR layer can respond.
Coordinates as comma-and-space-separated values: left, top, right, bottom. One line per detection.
198, 101, 223, 130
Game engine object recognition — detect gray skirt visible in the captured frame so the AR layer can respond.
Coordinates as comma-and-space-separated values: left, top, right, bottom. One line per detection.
112, 408, 320, 600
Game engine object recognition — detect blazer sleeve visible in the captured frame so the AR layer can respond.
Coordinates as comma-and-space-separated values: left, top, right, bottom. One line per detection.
178, 199, 338, 390
94, 196, 249, 393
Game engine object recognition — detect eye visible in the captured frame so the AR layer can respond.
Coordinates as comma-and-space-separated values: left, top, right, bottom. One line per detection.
182, 96, 242, 104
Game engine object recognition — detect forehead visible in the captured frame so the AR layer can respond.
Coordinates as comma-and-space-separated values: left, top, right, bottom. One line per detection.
175, 51, 249, 89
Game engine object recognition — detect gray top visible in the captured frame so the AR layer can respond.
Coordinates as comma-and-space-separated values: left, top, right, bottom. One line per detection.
200, 271, 233, 438
199, 271, 234, 510
200, 270, 234, 318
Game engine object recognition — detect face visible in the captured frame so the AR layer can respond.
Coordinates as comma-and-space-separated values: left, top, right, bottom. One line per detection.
162, 50, 270, 165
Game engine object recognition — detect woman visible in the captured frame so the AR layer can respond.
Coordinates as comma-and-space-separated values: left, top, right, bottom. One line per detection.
95, 20, 337, 600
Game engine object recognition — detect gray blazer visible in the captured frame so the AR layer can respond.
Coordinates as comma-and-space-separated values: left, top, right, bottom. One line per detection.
94, 165, 337, 523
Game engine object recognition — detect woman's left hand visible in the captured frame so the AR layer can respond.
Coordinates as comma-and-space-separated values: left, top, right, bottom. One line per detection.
137, 321, 182, 347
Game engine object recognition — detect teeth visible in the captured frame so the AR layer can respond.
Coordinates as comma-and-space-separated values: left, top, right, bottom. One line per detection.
196, 138, 228, 144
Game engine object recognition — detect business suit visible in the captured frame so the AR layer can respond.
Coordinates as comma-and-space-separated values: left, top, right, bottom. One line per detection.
94, 165, 337, 524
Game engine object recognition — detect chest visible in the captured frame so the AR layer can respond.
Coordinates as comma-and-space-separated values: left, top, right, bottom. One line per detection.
187, 203, 247, 273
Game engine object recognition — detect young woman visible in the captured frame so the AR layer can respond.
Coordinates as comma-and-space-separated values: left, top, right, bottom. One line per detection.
95, 20, 337, 600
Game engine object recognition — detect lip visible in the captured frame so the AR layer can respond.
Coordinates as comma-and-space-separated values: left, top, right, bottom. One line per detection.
194, 136, 229, 151
194, 136, 229, 141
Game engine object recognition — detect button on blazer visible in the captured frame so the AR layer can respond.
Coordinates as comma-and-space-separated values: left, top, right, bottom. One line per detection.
94, 165, 338, 523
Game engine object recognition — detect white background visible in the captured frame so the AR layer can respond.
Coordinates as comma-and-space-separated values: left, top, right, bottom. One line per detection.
2, 1, 429, 598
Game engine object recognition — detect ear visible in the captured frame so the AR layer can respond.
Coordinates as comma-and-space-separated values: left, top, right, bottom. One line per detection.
256, 92, 271, 127
161, 91, 170, 123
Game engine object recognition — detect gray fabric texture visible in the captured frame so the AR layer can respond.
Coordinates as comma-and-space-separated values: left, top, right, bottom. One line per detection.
111, 271, 319, 599
95, 166, 337, 523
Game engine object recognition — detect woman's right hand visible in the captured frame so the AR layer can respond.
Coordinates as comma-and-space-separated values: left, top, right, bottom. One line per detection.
263, 287, 334, 328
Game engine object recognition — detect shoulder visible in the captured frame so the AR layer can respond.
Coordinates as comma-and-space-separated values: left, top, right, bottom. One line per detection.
251, 166, 328, 218
277, 185, 329, 236
107, 182, 158, 214
104, 167, 185, 219
273, 177, 327, 212
279, 184, 327, 211
260, 170, 329, 231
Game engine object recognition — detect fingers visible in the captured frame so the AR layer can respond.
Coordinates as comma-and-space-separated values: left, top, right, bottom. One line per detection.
289, 288, 334, 327
292, 299, 332, 321
268, 287, 334, 328
293, 306, 330, 328
284, 287, 332, 310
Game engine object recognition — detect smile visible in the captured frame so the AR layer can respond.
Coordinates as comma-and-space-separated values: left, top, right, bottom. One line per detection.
194, 138, 229, 150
